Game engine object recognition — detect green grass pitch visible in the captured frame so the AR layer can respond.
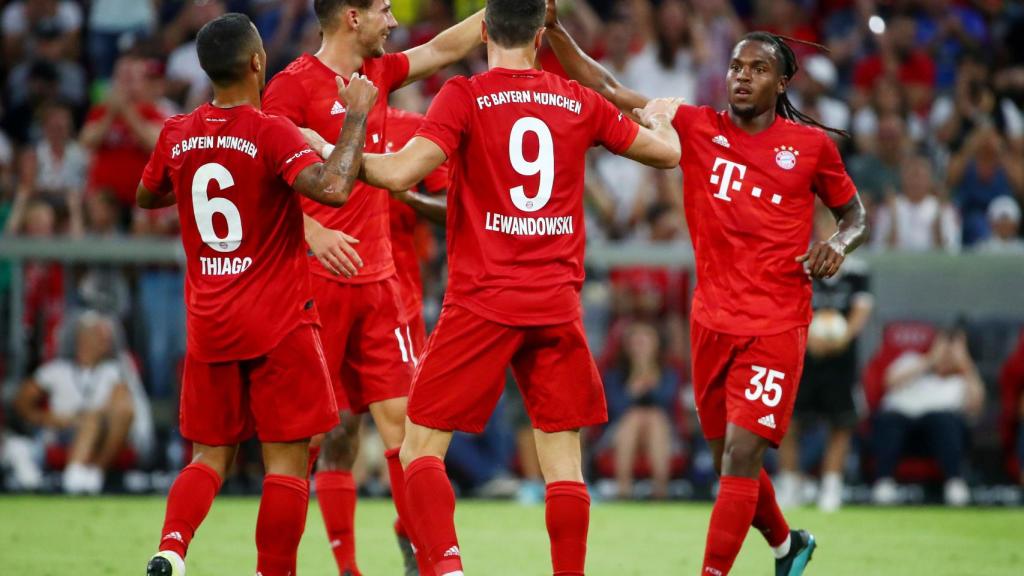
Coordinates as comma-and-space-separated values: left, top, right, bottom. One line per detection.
1, 496, 1021, 575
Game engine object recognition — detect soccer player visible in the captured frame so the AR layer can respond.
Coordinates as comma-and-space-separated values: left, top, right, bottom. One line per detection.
138, 13, 378, 576
544, 2, 869, 574
261, 3, 484, 573
335, 1, 683, 574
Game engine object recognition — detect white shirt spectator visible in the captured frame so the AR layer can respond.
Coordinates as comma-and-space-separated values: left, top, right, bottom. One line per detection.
930, 95, 1024, 141
88, 0, 155, 33
873, 195, 961, 252
618, 45, 697, 104
34, 140, 89, 193
853, 108, 927, 146
882, 352, 969, 418
1, 1, 81, 36
166, 40, 210, 110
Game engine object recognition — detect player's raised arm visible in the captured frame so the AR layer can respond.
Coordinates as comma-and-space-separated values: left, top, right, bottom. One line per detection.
357, 137, 447, 194
617, 98, 683, 169
544, 0, 649, 115
292, 74, 379, 206
401, 8, 484, 87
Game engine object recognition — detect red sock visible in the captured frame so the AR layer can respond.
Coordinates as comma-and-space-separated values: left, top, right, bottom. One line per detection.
158, 462, 222, 558
404, 456, 461, 575
315, 471, 360, 575
256, 474, 309, 576
307, 445, 320, 479
545, 481, 590, 576
702, 476, 759, 575
386, 448, 434, 575
751, 469, 790, 547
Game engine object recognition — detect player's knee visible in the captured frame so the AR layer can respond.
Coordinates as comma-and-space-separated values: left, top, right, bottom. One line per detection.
320, 422, 359, 468
722, 438, 766, 475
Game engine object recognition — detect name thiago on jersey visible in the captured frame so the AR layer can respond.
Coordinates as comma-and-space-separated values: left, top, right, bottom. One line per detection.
200, 256, 253, 276
475, 90, 582, 115
172, 135, 259, 159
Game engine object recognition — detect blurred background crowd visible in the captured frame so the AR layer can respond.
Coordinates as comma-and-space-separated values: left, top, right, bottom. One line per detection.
1, 0, 1023, 510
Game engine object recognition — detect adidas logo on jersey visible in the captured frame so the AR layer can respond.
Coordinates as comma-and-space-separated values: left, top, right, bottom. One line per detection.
443, 545, 461, 558
162, 531, 184, 543
712, 134, 730, 148
758, 414, 777, 429
331, 101, 346, 115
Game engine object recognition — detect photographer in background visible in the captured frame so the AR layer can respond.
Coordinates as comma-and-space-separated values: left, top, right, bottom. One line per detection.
777, 203, 873, 512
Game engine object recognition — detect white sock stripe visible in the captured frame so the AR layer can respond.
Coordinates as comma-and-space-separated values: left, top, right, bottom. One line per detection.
394, 327, 410, 363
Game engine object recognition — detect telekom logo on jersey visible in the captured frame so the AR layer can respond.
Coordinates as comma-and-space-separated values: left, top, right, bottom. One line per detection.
708, 157, 783, 205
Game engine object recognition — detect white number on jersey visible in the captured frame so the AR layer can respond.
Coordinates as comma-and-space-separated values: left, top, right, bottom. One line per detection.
192, 162, 242, 253
746, 365, 785, 407
508, 117, 554, 213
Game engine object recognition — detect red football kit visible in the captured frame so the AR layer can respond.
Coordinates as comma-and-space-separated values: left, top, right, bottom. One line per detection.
674, 104, 856, 445
141, 103, 338, 444
409, 68, 639, 433
385, 107, 450, 352
263, 53, 414, 412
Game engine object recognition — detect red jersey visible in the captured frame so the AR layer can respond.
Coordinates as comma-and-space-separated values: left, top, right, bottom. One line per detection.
262, 53, 410, 284
86, 102, 167, 206
141, 103, 322, 363
385, 107, 449, 322
673, 105, 856, 336
416, 69, 639, 326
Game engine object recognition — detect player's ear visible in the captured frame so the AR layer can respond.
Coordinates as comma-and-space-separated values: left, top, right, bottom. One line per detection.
251, 51, 261, 74
480, 20, 488, 44
345, 7, 360, 31
777, 74, 788, 95
534, 27, 545, 50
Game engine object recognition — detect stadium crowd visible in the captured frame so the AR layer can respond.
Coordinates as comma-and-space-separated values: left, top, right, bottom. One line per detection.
1, 0, 1023, 508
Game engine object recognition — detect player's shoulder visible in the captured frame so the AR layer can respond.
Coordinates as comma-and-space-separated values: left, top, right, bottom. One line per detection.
266, 54, 317, 93
674, 104, 720, 129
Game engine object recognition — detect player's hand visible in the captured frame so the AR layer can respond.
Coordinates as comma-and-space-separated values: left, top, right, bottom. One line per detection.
634, 98, 684, 129
544, 0, 560, 28
796, 239, 846, 279
300, 127, 331, 158
336, 73, 378, 115
307, 225, 363, 278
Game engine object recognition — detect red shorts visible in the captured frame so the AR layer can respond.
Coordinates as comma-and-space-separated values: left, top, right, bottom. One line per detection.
313, 274, 414, 413
408, 305, 607, 434
691, 320, 807, 446
180, 324, 339, 445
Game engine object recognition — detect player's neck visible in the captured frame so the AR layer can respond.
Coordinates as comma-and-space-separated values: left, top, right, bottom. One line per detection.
728, 107, 777, 136
316, 33, 364, 77
487, 44, 537, 72
211, 84, 261, 110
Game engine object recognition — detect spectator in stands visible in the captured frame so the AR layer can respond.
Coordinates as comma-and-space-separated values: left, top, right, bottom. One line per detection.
87, 0, 158, 79
1, 0, 82, 63
873, 155, 961, 252
915, 0, 988, 91
931, 54, 1024, 154
6, 21, 87, 113
11, 311, 152, 494
820, 0, 874, 89
871, 323, 984, 506
2, 58, 64, 144
624, 0, 705, 103
22, 103, 88, 207
852, 77, 927, 152
853, 13, 936, 115
974, 196, 1024, 254
789, 54, 851, 145
847, 113, 911, 210
778, 203, 874, 512
691, 0, 743, 109
948, 123, 1024, 246
447, 395, 519, 498
164, 0, 226, 111
603, 321, 679, 499
80, 56, 165, 222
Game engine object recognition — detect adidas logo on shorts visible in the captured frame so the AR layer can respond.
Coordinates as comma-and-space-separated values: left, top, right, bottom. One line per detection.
443, 545, 461, 558
758, 414, 777, 429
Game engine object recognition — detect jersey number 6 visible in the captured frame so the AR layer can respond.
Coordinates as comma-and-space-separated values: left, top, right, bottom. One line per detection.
746, 365, 785, 407
192, 162, 242, 253
508, 117, 554, 213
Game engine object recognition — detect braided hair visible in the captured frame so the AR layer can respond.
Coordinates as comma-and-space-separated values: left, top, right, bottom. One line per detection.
741, 31, 850, 139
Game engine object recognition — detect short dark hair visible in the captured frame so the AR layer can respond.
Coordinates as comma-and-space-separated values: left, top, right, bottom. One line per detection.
485, 0, 545, 48
196, 13, 261, 86
315, 0, 374, 29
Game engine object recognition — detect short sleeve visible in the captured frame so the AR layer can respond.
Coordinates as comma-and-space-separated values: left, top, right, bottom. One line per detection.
141, 125, 172, 195
33, 361, 60, 394
415, 78, 472, 158
585, 87, 639, 154
378, 52, 411, 93
262, 74, 307, 127
262, 116, 321, 186
671, 104, 704, 143
813, 134, 857, 208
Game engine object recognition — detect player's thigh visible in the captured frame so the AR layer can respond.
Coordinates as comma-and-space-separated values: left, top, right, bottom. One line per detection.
726, 326, 808, 447
407, 305, 520, 434
311, 275, 358, 412
180, 353, 252, 446
247, 324, 340, 443
690, 320, 736, 442
340, 278, 414, 413
512, 318, 607, 433
533, 429, 584, 483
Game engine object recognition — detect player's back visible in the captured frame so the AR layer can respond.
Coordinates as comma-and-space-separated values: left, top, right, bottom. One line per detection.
149, 104, 317, 362
418, 68, 637, 326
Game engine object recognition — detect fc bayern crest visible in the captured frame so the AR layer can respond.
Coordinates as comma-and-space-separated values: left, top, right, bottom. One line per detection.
774, 145, 798, 170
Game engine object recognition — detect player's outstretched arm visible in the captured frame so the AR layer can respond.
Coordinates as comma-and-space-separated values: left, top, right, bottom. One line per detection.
618, 99, 683, 169
402, 8, 484, 87
544, 0, 649, 115
797, 194, 869, 279
293, 74, 378, 207
359, 137, 447, 194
